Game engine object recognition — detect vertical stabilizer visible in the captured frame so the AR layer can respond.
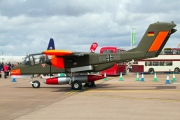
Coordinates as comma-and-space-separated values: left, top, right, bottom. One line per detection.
126, 21, 176, 59
47, 38, 55, 50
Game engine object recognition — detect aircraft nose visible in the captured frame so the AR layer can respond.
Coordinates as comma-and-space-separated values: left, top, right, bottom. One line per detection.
10, 69, 21, 75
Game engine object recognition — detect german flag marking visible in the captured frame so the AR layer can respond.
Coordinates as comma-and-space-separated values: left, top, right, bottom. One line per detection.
148, 31, 154, 36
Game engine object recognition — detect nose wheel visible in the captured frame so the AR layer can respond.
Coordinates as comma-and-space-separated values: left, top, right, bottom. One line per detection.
32, 80, 41, 88
30, 75, 41, 88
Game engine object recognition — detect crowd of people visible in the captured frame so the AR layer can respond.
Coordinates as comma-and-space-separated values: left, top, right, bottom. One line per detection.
0, 62, 17, 78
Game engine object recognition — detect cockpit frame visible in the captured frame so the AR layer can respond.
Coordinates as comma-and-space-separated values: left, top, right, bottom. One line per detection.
22, 53, 47, 66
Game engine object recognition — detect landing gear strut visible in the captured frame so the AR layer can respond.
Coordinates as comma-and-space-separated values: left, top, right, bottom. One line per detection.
69, 72, 82, 90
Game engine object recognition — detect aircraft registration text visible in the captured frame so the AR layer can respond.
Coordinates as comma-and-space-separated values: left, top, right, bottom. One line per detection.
99, 54, 120, 62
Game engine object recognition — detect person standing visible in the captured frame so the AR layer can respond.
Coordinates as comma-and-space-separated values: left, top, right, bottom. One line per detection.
3, 63, 9, 78
7, 62, 11, 76
0, 62, 2, 71
129, 63, 132, 72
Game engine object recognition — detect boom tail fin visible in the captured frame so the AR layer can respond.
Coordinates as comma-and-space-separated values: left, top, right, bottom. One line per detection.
46, 38, 56, 60
47, 38, 55, 50
127, 21, 176, 59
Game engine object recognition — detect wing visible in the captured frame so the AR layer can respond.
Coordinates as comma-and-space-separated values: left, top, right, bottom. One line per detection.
43, 50, 73, 56
43, 50, 90, 69
43, 50, 89, 56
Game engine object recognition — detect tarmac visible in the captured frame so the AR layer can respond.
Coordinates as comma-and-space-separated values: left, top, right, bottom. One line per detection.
1, 72, 180, 120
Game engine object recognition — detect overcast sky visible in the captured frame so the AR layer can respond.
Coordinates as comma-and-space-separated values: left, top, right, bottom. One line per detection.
0, 0, 179, 56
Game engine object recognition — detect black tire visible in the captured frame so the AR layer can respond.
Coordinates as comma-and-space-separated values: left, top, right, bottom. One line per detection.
71, 80, 82, 90
32, 80, 40, 88
84, 82, 96, 87
174, 68, 180, 73
88, 81, 96, 87
148, 68, 154, 74
84, 83, 89, 87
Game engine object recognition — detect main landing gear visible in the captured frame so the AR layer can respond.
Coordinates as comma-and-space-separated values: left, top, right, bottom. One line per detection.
71, 80, 82, 90
71, 81, 96, 90
84, 81, 96, 87
69, 72, 82, 90
69, 72, 96, 90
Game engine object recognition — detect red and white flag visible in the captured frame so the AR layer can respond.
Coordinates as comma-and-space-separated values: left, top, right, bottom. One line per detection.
90, 42, 98, 52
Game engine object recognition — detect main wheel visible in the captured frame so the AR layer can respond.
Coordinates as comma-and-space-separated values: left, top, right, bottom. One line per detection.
71, 80, 82, 90
84, 82, 96, 87
84, 83, 89, 87
148, 68, 154, 74
32, 80, 40, 88
88, 81, 96, 87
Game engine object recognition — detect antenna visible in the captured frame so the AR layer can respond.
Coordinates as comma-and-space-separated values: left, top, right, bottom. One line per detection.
94, 32, 96, 41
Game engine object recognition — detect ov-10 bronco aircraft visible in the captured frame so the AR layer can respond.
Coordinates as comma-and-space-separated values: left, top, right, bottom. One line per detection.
11, 21, 177, 90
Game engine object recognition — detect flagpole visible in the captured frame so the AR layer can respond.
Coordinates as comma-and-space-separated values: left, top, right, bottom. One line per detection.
131, 28, 132, 49
131, 28, 136, 48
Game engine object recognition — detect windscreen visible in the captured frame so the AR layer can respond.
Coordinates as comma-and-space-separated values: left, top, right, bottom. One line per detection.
22, 56, 30, 65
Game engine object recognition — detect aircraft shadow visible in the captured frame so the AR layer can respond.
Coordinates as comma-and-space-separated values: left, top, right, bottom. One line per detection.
90, 84, 177, 90
14, 84, 177, 92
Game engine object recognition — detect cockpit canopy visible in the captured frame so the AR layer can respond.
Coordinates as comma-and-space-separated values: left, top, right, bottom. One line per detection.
22, 53, 48, 65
